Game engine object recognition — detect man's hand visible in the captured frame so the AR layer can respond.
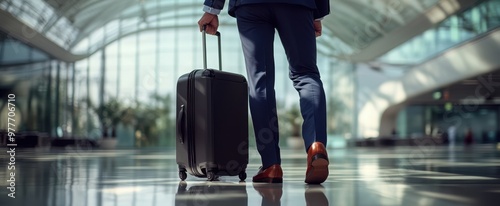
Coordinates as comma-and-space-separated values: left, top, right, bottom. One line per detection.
314, 20, 322, 37
198, 12, 219, 35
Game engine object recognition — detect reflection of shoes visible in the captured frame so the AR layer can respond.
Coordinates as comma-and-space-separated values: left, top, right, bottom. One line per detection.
305, 142, 329, 184
253, 182, 283, 203
305, 185, 328, 206
252, 164, 283, 183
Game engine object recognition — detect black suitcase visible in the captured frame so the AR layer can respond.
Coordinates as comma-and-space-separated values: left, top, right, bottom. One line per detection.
176, 30, 248, 181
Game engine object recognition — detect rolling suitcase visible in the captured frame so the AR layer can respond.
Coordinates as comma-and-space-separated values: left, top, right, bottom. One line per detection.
176, 29, 248, 181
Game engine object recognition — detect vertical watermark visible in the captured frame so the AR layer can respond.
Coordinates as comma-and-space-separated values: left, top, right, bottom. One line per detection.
443, 74, 500, 129
6, 94, 17, 198
347, 0, 404, 60
255, 108, 279, 152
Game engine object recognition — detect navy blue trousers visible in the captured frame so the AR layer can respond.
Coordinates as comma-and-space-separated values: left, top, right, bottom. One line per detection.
235, 4, 327, 168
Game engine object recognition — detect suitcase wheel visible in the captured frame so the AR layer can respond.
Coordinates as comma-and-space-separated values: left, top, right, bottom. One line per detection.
207, 171, 217, 181
179, 171, 187, 181
239, 171, 247, 181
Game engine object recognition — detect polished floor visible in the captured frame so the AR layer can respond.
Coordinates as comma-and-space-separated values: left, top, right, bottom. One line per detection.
1, 144, 500, 206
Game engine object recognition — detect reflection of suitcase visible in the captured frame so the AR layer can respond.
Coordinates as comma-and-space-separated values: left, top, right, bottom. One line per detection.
175, 182, 248, 206
176, 30, 248, 181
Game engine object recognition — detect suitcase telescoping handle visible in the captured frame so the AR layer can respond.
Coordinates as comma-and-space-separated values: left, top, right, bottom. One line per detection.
202, 25, 222, 71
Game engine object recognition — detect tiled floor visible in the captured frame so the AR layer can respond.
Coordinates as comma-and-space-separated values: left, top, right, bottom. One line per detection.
1, 144, 500, 206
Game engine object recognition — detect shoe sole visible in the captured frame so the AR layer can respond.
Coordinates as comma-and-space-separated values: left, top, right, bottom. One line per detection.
305, 157, 329, 184
253, 177, 283, 183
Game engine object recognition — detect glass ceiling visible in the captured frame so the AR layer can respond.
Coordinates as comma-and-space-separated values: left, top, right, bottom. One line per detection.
0, 0, 442, 60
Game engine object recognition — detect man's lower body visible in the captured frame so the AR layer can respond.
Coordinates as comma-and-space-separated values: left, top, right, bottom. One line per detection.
235, 3, 329, 184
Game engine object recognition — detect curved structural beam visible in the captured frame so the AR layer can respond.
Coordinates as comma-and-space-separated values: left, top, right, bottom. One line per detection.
0, 7, 225, 62
0, 9, 86, 62
358, 27, 500, 138
69, 4, 201, 49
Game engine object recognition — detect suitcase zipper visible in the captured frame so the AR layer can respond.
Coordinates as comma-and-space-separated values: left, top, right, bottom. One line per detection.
187, 70, 203, 177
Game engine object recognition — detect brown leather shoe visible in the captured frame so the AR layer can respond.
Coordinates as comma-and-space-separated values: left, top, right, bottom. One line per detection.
305, 142, 329, 184
252, 164, 283, 183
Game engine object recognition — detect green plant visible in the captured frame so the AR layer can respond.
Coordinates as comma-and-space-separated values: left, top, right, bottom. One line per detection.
132, 93, 173, 147
85, 93, 174, 144
92, 98, 124, 138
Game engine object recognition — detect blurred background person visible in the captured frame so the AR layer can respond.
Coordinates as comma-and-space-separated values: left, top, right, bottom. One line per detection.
464, 128, 474, 146
448, 125, 457, 147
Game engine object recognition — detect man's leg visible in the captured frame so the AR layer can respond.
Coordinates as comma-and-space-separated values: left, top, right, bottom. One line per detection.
273, 4, 329, 184
273, 4, 327, 151
236, 5, 281, 169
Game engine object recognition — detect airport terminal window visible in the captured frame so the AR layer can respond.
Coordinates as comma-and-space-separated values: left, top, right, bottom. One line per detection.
327, 60, 356, 137
0, 31, 49, 66
1, 39, 31, 64
69, 20, 350, 146
397, 104, 500, 142
380, 0, 500, 65
320, 0, 441, 58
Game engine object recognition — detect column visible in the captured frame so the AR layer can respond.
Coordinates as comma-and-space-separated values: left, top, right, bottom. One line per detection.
46, 61, 53, 136
71, 62, 76, 137
99, 48, 106, 110
117, 18, 122, 97
135, 25, 140, 102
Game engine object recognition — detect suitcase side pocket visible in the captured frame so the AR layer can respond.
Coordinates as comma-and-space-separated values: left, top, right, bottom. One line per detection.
176, 105, 185, 144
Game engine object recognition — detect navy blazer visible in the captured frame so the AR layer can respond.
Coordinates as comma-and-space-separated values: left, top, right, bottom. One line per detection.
203, 0, 330, 19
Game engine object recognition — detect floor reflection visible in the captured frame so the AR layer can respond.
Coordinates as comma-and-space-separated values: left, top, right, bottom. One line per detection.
174, 182, 329, 206
253, 183, 283, 206
304, 185, 329, 206
175, 181, 248, 206
0, 145, 499, 206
